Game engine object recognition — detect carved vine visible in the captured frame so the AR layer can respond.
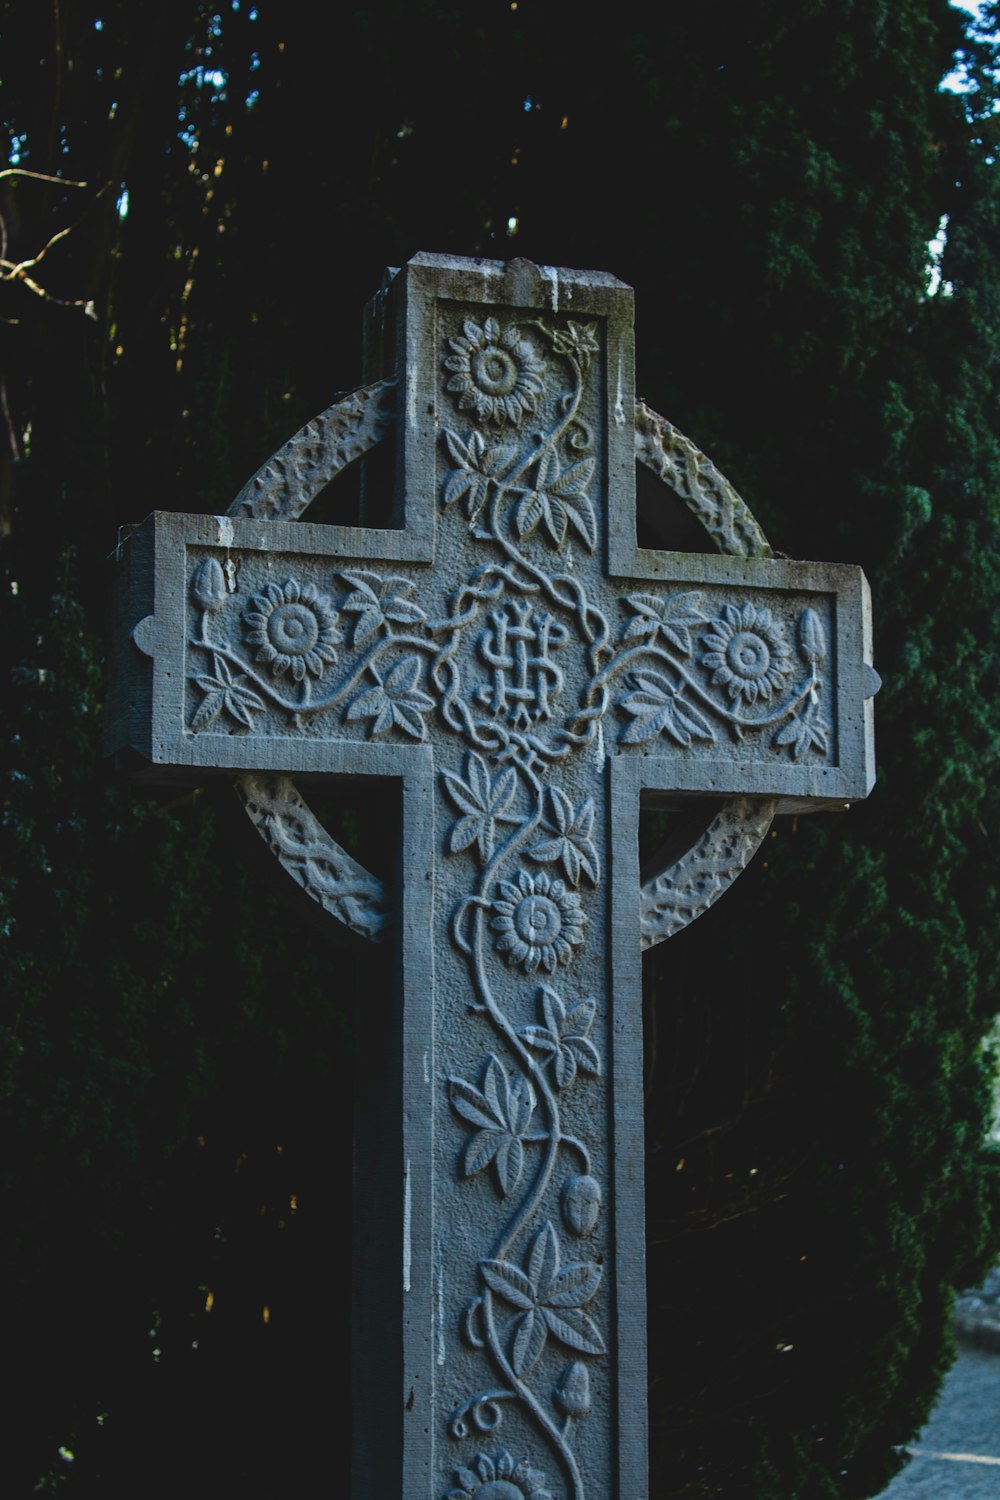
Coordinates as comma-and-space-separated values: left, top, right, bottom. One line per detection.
444, 750, 604, 1500
235, 774, 389, 942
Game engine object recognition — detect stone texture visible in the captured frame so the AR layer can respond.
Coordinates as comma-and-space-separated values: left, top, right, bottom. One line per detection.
106, 253, 879, 1500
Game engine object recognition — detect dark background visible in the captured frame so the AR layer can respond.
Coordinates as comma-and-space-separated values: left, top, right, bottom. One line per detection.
3, 2, 1000, 1494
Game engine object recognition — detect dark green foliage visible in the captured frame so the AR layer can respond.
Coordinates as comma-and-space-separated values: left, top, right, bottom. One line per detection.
2, 0, 999, 1493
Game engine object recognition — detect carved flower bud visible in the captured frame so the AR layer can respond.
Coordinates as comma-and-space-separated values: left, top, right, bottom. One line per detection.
798, 608, 826, 664
555, 1360, 591, 1418
562, 1174, 601, 1236
191, 558, 226, 611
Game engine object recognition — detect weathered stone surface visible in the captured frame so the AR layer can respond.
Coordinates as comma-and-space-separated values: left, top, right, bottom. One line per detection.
106, 253, 878, 1499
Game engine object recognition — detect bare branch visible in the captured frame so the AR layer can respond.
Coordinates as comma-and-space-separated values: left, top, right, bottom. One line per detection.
0, 168, 89, 189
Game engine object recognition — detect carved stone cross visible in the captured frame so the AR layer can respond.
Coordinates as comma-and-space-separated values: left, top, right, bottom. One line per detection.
106, 253, 877, 1500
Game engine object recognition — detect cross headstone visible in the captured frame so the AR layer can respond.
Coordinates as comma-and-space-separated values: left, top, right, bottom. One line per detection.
106, 253, 878, 1500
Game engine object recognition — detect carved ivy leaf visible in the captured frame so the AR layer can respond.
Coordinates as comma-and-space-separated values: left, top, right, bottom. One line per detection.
346, 655, 434, 740
339, 570, 426, 646
480, 1221, 604, 1377
519, 984, 602, 1090
620, 591, 707, 653
450, 1055, 535, 1198
440, 429, 517, 526
774, 700, 830, 759
513, 448, 597, 551
190, 654, 266, 732
441, 751, 519, 861
619, 670, 716, 748
528, 787, 599, 886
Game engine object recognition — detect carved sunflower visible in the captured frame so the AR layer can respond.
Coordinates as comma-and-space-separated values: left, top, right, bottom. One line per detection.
445, 1451, 552, 1500
443, 318, 544, 426
490, 870, 586, 974
699, 602, 793, 706
243, 579, 341, 683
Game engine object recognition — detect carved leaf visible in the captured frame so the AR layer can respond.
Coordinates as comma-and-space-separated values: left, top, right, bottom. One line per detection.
546, 1260, 602, 1308
441, 429, 517, 524
528, 788, 599, 887
190, 655, 265, 732
449, 1057, 534, 1197
541, 493, 569, 549
519, 985, 602, 1090
512, 1309, 548, 1377
481, 1222, 605, 1371
620, 670, 716, 747
451, 1077, 502, 1132
515, 490, 544, 540
346, 655, 434, 740
528, 1219, 561, 1294
480, 1259, 535, 1311
495, 1136, 524, 1198
547, 455, 595, 500
775, 702, 830, 759
541, 1307, 606, 1357
339, 570, 426, 644
558, 489, 597, 551
190, 686, 226, 730
621, 590, 706, 652
441, 753, 519, 862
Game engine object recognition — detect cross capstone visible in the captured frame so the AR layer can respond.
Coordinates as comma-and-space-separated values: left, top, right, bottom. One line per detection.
107, 253, 877, 1499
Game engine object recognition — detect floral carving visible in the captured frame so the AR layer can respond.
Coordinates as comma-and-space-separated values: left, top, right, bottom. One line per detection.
442, 752, 519, 862
527, 788, 599, 887
439, 311, 600, 564
699, 602, 793, 706
619, 590, 706, 653
190, 653, 265, 731
511, 447, 597, 551
338, 570, 426, 645
442, 430, 518, 528
775, 696, 830, 758
444, 318, 544, 426
519, 985, 601, 1090
547, 320, 599, 373
243, 578, 341, 682
450, 1056, 536, 1198
619, 669, 716, 747
445, 1451, 552, 1500
480, 1220, 605, 1377
491, 871, 586, 974
346, 655, 435, 740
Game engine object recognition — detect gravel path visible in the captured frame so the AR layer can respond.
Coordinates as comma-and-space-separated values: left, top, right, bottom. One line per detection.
879, 1343, 1000, 1499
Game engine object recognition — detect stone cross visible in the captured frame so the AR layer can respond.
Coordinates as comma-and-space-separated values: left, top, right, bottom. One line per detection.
106, 253, 877, 1500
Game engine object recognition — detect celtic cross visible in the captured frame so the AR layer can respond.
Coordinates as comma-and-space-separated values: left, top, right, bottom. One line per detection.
107, 253, 877, 1500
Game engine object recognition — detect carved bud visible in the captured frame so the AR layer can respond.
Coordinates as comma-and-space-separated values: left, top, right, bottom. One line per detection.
555, 1360, 591, 1419
191, 558, 226, 611
798, 608, 826, 664
562, 1174, 601, 1236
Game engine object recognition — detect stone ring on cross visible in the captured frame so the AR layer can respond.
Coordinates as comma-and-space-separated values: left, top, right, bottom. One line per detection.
107, 254, 878, 1500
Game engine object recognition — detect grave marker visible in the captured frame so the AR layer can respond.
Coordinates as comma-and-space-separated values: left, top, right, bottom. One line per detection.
107, 253, 877, 1499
